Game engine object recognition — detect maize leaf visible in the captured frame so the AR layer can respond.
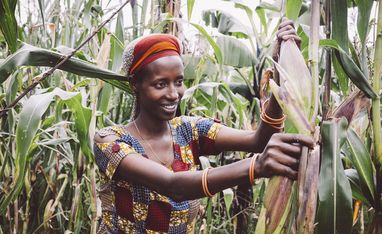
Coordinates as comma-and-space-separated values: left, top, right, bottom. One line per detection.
190, 22, 223, 65
187, 0, 195, 21
319, 39, 376, 99
285, 0, 303, 20
216, 35, 257, 67
345, 129, 376, 205
0, 43, 131, 92
0, 88, 79, 214
317, 118, 353, 234
0, 0, 19, 53
345, 169, 371, 206
331, 0, 348, 51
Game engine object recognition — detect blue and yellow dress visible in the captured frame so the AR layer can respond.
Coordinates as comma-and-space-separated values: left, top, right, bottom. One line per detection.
93, 116, 222, 233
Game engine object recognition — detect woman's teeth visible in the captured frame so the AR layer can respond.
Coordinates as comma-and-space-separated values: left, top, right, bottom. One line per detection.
162, 104, 177, 110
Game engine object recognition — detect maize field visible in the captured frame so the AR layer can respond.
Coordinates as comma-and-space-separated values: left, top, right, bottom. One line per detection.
0, 0, 382, 233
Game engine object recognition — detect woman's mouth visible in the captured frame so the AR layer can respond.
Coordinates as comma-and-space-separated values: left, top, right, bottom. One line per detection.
161, 103, 178, 112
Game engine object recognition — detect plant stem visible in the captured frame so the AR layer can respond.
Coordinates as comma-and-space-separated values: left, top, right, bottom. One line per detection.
372, 1, 382, 168
323, 0, 331, 120
309, 0, 320, 125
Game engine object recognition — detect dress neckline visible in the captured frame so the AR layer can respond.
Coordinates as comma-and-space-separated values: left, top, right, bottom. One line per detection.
122, 121, 177, 170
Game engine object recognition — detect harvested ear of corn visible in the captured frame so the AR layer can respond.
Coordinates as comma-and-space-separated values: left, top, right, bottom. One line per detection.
255, 39, 319, 233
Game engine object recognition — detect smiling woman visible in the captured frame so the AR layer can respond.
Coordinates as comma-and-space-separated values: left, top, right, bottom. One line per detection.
93, 31, 314, 234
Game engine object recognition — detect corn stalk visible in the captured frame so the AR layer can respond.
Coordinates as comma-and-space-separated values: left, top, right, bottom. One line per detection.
254, 0, 322, 232
372, 1, 382, 170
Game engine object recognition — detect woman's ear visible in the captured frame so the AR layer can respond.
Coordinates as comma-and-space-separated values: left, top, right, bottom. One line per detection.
130, 80, 138, 94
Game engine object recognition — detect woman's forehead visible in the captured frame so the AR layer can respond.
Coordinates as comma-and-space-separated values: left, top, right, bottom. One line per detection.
144, 56, 184, 74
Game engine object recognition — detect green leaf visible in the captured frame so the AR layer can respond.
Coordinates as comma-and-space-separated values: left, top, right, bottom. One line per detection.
190, 23, 223, 65
187, 0, 195, 21
285, 0, 303, 20
0, 0, 19, 53
317, 118, 353, 234
345, 128, 376, 205
0, 88, 79, 214
332, 0, 349, 50
319, 39, 376, 99
63, 94, 93, 160
0, 43, 131, 92
345, 169, 371, 206
256, 2, 280, 12
355, 0, 373, 46
223, 188, 234, 213
201, 10, 251, 38
216, 35, 257, 67
332, 54, 349, 95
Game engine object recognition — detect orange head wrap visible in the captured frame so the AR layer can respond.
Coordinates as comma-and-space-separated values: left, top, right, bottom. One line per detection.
122, 34, 181, 80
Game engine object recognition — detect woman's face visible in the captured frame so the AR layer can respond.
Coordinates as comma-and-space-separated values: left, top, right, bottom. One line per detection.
134, 55, 185, 121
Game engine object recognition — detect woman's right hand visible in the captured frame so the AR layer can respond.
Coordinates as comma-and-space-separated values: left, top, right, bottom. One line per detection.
254, 133, 314, 180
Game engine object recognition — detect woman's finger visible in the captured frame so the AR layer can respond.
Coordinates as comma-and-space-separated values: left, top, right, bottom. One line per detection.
281, 35, 301, 42
277, 142, 301, 156
274, 152, 300, 170
277, 28, 298, 38
272, 163, 298, 180
279, 134, 315, 148
279, 19, 295, 29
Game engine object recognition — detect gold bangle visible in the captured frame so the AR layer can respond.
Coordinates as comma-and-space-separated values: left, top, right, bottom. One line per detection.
249, 154, 259, 185
202, 168, 213, 197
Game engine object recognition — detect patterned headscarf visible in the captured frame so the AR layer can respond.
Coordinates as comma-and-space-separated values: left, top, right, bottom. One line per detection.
122, 34, 181, 81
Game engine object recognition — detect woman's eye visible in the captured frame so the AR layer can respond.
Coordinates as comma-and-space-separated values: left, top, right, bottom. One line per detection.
155, 82, 166, 89
176, 79, 183, 86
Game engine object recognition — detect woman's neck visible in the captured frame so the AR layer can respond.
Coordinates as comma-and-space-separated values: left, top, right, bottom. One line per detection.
133, 113, 170, 137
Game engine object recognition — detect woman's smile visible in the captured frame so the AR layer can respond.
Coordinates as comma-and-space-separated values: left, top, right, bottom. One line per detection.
160, 103, 178, 112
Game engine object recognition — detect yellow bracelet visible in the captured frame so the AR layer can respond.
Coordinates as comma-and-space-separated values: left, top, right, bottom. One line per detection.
202, 168, 213, 197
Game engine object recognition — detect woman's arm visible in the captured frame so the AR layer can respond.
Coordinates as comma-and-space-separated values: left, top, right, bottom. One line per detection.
95, 131, 314, 202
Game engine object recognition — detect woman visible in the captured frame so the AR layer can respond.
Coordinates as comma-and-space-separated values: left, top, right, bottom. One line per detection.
94, 18, 314, 233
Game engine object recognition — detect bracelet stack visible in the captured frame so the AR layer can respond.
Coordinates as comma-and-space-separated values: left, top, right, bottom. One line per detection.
249, 154, 259, 185
260, 99, 286, 130
202, 168, 213, 197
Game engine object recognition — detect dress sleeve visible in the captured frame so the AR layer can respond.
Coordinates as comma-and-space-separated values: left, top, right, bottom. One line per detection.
194, 118, 222, 155
93, 127, 137, 180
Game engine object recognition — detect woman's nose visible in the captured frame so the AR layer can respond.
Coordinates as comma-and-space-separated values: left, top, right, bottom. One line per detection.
167, 84, 179, 100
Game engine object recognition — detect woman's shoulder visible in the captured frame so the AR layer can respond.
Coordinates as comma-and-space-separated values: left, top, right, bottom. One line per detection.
94, 124, 128, 144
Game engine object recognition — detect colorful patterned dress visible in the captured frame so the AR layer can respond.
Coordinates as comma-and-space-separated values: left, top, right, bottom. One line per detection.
93, 116, 222, 234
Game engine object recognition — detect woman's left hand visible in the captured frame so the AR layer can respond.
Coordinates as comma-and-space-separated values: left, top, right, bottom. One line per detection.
272, 17, 301, 61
